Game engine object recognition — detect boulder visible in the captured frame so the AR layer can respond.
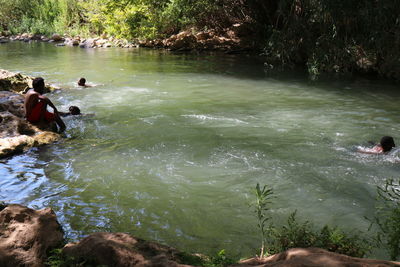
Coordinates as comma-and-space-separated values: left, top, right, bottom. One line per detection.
95, 38, 108, 47
51, 34, 63, 42
41, 36, 49, 42
0, 37, 9, 44
63, 232, 193, 267
79, 38, 96, 48
64, 38, 79, 46
169, 33, 197, 51
0, 204, 64, 267
0, 69, 56, 93
235, 248, 400, 267
195, 31, 211, 41
31, 34, 43, 41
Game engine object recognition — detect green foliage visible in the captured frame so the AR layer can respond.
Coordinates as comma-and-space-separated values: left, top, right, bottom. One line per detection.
374, 178, 400, 260
268, 212, 371, 257
253, 183, 274, 257
202, 249, 236, 267
176, 250, 236, 267
252, 184, 371, 258
0, 0, 397, 76
45, 248, 73, 267
176, 251, 205, 266
259, 0, 400, 79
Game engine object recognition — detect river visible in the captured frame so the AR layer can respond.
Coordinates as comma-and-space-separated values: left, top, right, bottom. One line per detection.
0, 41, 399, 259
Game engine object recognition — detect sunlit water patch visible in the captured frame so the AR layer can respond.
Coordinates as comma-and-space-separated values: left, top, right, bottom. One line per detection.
1, 42, 400, 258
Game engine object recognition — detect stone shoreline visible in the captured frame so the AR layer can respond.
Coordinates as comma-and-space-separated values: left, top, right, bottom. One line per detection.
0, 24, 254, 52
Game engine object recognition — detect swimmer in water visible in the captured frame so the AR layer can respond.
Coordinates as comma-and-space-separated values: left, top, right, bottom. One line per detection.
59, 106, 81, 117
358, 136, 396, 154
77, 77, 93, 87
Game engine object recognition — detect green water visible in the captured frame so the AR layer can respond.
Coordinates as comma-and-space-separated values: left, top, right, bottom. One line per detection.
1, 42, 400, 258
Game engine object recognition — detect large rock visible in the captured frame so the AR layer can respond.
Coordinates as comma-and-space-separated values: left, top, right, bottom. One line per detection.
235, 248, 400, 267
62, 232, 193, 267
64, 38, 80, 46
0, 69, 56, 93
51, 34, 63, 42
79, 38, 96, 48
0, 204, 64, 267
0, 91, 60, 158
168, 31, 197, 51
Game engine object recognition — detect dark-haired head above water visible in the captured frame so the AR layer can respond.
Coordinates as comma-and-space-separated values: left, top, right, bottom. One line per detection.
69, 106, 81, 115
380, 136, 395, 152
78, 78, 86, 86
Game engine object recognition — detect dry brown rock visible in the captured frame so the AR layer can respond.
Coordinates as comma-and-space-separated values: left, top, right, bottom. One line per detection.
0, 69, 56, 93
234, 248, 400, 267
0, 204, 64, 267
195, 31, 211, 41
170, 33, 197, 50
51, 34, 63, 42
63, 232, 194, 267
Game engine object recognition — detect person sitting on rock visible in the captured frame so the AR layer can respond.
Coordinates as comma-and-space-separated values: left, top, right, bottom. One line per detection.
24, 77, 66, 132
78, 77, 92, 87
59, 106, 81, 117
358, 136, 396, 154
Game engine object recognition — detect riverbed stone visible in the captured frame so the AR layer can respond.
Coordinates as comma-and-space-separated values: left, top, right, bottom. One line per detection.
79, 38, 96, 48
62, 232, 193, 267
0, 37, 9, 43
0, 69, 56, 93
103, 42, 113, 48
51, 34, 63, 42
235, 248, 400, 267
0, 204, 64, 267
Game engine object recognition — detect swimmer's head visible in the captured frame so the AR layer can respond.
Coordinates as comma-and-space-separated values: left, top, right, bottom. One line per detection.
78, 78, 86, 86
380, 136, 395, 152
69, 106, 81, 115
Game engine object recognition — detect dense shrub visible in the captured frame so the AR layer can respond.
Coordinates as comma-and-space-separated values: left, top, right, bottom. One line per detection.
266, 212, 371, 257
374, 179, 400, 260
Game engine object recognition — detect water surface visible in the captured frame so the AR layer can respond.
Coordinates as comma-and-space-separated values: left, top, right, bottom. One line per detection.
1, 42, 400, 258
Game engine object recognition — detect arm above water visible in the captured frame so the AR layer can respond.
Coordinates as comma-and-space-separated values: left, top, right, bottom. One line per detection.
357, 145, 383, 154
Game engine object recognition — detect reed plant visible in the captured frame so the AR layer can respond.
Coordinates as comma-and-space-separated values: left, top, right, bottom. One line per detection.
253, 183, 274, 257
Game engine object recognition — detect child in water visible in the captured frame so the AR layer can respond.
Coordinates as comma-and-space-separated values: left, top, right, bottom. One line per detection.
59, 106, 81, 117
358, 136, 396, 154
77, 78, 93, 87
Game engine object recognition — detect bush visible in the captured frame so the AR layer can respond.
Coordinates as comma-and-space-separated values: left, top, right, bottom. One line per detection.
374, 179, 400, 261
253, 184, 371, 258
267, 212, 371, 257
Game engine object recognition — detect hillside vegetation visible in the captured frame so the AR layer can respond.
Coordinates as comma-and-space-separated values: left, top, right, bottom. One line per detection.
0, 0, 399, 79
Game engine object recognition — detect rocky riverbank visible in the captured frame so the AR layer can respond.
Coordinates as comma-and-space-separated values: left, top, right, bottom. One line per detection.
0, 203, 399, 267
0, 24, 254, 52
0, 69, 60, 158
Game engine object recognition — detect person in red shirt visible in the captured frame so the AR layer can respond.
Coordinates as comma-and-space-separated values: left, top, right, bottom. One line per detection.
24, 77, 66, 132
